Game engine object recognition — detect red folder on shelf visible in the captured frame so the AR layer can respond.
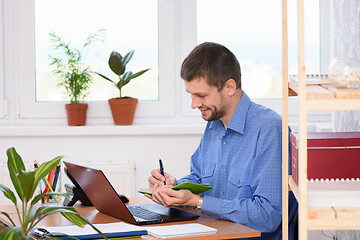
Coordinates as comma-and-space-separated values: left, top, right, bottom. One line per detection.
291, 132, 360, 185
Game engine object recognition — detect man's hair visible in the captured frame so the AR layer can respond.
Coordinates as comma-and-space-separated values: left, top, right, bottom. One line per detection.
180, 42, 241, 90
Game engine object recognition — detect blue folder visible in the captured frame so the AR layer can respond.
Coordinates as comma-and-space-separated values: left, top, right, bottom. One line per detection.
31, 223, 148, 239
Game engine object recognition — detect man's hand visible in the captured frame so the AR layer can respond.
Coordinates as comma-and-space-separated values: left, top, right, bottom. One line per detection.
151, 184, 200, 208
148, 169, 177, 187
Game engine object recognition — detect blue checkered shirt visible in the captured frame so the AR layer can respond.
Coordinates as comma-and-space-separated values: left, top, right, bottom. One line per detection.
178, 92, 297, 240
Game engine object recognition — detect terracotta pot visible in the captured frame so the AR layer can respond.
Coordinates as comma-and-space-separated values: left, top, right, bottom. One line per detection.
108, 98, 138, 125
65, 103, 88, 126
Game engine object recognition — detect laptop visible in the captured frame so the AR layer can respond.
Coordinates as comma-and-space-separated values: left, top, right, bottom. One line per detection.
63, 161, 199, 225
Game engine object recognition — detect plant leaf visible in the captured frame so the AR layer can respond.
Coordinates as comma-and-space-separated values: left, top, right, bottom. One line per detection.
122, 71, 133, 81
33, 157, 62, 196
33, 206, 78, 220
61, 212, 107, 239
108, 51, 125, 76
1, 212, 16, 226
0, 226, 23, 240
122, 69, 150, 87
20, 235, 35, 240
0, 184, 17, 205
7, 147, 25, 201
94, 72, 119, 89
31, 192, 70, 206
122, 50, 134, 67
24, 206, 37, 232
17, 170, 36, 203
61, 212, 88, 227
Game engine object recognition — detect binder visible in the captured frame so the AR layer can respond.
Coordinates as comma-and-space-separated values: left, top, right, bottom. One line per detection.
31, 222, 147, 239
291, 132, 360, 184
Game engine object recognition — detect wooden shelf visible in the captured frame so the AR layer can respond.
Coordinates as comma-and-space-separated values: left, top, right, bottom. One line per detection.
288, 76, 360, 99
282, 1, 360, 238
288, 176, 360, 230
308, 207, 360, 230
288, 76, 360, 110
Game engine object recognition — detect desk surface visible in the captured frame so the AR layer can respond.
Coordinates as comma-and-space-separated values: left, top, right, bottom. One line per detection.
2, 197, 260, 239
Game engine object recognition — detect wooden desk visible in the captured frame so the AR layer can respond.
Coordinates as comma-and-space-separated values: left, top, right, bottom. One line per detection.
2, 197, 260, 239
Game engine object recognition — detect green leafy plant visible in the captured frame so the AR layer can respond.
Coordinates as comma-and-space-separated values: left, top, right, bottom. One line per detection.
95, 50, 150, 98
0, 147, 107, 239
49, 29, 106, 104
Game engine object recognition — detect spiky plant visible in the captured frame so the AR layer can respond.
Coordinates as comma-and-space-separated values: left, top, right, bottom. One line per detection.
49, 29, 105, 104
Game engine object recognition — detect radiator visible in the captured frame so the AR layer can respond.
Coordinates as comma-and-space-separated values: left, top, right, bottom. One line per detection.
0, 161, 135, 206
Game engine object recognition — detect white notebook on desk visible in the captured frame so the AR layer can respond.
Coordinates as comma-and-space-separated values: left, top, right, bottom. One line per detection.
143, 223, 217, 238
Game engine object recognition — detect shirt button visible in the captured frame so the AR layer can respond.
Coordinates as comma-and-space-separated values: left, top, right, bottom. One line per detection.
221, 165, 225, 169
220, 191, 224, 195
224, 141, 227, 144
202, 172, 205, 176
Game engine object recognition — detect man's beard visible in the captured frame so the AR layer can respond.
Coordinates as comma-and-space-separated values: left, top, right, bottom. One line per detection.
202, 106, 225, 121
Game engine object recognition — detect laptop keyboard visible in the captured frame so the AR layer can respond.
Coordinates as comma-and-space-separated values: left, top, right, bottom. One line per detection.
128, 205, 169, 220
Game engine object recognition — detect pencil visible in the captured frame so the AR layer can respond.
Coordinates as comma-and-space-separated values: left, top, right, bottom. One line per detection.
43, 176, 59, 203
34, 161, 44, 203
51, 164, 61, 195
45, 166, 56, 202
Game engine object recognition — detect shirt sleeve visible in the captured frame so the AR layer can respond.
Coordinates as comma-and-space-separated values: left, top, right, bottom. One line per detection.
201, 126, 283, 233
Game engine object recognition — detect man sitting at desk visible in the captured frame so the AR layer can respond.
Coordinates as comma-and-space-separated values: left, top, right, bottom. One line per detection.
147, 42, 297, 239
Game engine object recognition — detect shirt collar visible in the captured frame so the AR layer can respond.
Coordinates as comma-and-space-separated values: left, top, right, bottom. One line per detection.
209, 91, 251, 135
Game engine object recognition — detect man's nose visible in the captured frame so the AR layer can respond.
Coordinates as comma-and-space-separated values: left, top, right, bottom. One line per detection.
191, 96, 201, 109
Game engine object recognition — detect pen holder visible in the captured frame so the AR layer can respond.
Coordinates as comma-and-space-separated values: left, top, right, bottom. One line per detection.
37, 163, 62, 204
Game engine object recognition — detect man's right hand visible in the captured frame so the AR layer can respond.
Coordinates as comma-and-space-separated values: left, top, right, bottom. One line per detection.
148, 169, 177, 188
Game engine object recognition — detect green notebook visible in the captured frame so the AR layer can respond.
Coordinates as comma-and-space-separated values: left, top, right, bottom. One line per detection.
138, 182, 212, 195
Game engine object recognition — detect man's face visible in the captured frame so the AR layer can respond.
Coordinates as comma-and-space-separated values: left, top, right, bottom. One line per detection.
184, 77, 228, 121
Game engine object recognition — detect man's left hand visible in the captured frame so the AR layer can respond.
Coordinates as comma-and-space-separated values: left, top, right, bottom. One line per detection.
151, 183, 200, 208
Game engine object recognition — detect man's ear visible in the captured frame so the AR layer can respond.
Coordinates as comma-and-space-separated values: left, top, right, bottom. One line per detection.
225, 79, 237, 96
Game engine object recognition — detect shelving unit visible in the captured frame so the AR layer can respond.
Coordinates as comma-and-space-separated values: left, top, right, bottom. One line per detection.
281, 0, 360, 239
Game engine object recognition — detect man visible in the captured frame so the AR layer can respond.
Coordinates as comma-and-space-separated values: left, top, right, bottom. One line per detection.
148, 42, 297, 239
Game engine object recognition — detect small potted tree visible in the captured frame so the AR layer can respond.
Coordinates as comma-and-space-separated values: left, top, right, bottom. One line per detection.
95, 50, 150, 125
49, 30, 105, 126
0, 147, 106, 239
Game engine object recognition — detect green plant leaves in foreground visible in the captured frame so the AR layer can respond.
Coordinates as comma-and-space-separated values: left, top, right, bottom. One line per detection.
17, 170, 36, 203
0, 184, 17, 205
1, 147, 107, 239
7, 147, 25, 201
0, 226, 23, 240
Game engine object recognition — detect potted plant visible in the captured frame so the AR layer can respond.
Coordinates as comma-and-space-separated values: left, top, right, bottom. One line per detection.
95, 50, 150, 125
49, 30, 105, 126
0, 147, 106, 239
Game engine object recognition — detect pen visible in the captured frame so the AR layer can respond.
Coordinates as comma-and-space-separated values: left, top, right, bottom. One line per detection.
159, 159, 166, 185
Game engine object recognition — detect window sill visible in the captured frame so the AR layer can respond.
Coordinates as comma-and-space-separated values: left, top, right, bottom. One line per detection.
0, 124, 206, 137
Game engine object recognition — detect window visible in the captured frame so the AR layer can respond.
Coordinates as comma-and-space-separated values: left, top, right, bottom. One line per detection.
1, 0, 330, 124
35, 0, 158, 102
196, 0, 321, 100
14, 0, 175, 123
